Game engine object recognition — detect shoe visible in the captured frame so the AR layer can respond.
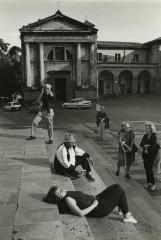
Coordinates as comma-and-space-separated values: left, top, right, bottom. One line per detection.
150, 184, 156, 191
48, 140, 53, 144
115, 171, 120, 176
27, 136, 36, 140
144, 183, 151, 189
123, 215, 137, 224
125, 174, 132, 179
117, 211, 132, 216
64, 173, 80, 179
85, 174, 95, 182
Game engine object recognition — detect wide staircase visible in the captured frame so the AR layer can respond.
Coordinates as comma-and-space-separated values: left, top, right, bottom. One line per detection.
0, 123, 161, 240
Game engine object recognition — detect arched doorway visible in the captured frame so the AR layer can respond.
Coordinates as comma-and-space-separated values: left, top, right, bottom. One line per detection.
138, 71, 151, 94
98, 71, 114, 96
119, 70, 133, 95
45, 46, 74, 101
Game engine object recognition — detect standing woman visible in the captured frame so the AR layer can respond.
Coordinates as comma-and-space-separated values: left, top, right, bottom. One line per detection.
140, 122, 157, 191
116, 123, 137, 179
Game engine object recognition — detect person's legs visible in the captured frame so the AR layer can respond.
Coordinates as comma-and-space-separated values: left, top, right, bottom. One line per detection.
31, 112, 42, 137
45, 111, 54, 141
75, 156, 95, 181
54, 156, 80, 178
144, 159, 152, 184
92, 184, 129, 217
96, 184, 121, 200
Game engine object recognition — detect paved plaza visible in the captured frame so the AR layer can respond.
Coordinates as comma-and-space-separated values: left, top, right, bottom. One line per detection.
0, 95, 161, 240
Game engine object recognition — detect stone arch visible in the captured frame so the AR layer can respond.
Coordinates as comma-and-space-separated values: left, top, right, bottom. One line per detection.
98, 70, 114, 96
45, 45, 74, 61
138, 70, 151, 94
119, 70, 133, 95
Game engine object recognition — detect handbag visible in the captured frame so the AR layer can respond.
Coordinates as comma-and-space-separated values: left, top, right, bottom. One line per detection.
131, 143, 138, 154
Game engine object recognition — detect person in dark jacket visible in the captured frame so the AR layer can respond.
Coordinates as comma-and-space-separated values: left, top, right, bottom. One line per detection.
115, 122, 137, 179
140, 122, 158, 191
43, 184, 137, 224
96, 106, 109, 129
27, 84, 54, 144
54, 133, 95, 182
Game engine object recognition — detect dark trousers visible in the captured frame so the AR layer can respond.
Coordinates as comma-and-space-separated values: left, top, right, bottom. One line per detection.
88, 184, 129, 218
143, 156, 155, 185
54, 155, 91, 177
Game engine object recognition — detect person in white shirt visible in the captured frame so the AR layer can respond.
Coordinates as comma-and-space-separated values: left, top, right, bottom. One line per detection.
54, 133, 95, 182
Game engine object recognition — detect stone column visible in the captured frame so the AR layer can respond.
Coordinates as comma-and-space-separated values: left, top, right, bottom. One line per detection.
25, 43, 31, 87
39, 43, 45, 86
76, 43, 81, 86
90, 43, 95, 85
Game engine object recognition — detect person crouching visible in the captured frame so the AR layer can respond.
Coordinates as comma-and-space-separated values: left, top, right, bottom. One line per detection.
54, 133, 95, 182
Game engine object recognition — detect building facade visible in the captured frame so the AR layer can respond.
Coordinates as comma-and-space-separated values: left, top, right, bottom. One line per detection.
20, 11, 161, 102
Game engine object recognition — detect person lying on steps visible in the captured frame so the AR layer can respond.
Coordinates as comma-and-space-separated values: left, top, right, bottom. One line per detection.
43, 184, 137, 224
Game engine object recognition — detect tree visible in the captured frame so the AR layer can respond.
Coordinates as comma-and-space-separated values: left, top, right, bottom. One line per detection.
0, 40, 22, 97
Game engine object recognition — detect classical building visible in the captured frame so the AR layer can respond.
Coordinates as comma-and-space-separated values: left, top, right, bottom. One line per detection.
20, 10, 161, 101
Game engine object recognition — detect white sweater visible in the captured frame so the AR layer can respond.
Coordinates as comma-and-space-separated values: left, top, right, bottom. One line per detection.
56, 144, 85, 168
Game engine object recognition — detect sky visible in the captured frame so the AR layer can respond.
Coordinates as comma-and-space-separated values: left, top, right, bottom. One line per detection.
1, 0, 161, 47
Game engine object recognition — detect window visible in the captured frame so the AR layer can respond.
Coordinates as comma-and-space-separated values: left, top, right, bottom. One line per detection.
97, 53, 102, 61
47, 49, 54, 60
55, 47, 64, 60
115, 53, 121, 62
66, 49, 73, 61
146, 54, 149, 63
133, 54, 139, 63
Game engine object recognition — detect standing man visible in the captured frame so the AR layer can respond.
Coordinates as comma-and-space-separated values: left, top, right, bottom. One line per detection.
27, 84, 55, 144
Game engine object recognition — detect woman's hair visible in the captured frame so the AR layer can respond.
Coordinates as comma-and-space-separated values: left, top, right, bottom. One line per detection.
120, 122, 130, 130
145, 122, 156, 133
43, 186, 59, 204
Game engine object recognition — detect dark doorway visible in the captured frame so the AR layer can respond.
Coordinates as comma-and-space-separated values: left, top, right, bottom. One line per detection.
55, 78, 66, 101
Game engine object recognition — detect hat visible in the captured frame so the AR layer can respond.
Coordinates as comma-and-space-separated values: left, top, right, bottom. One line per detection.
64, 133, 76, 143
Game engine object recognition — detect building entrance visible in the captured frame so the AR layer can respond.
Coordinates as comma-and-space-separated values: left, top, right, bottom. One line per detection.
54, 78, 66, 101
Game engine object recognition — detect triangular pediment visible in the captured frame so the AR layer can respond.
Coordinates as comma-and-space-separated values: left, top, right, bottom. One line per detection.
20, 10, 97, 32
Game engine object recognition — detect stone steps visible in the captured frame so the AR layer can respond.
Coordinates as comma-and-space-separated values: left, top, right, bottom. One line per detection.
47, 129, 95, 240
12, 128, 65, 240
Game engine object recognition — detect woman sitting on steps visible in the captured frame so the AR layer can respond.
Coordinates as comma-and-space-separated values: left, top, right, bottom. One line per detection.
43, 184, 137, 224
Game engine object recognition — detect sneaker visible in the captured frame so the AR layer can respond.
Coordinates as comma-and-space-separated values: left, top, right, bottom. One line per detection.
115, 171, 120, 176
47, 140, 53, 144
27, 136, 36, 140
150, 184, 156, 191
85, 174, 95, 182
144, 183, 151, 189
117, 211, 132, 217
125, 174, 132, 179
123, 215, 137, 224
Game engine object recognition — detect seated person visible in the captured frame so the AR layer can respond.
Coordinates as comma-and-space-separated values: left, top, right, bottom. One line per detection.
96, 106, 109, 129
54, 133, 95, 182
43, 184, 137, 224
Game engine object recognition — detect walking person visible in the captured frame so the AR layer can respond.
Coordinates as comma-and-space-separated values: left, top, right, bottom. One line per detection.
115, 122, 138, 179
54, 133, 95, 181
27, 84, 55, 144
43, 184, 137, 224
96, 105, 109, 130
140, 122, 158, 191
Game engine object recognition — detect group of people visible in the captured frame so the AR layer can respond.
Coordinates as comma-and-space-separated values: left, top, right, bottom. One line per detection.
26, 86, 159, 224
115, 122, 160, 192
